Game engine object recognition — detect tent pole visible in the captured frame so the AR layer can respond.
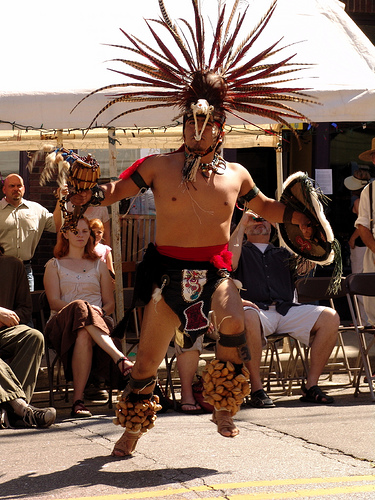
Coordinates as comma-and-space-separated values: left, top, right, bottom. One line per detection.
275, 131, 290, 355
108, 128, 124, 325
276, 131, 283, 199
56, 130, 65, 228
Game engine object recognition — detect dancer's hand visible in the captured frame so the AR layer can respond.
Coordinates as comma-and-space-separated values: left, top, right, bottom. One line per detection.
70, 190, 92, 206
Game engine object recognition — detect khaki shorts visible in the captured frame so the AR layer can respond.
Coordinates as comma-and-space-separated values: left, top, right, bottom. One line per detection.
244, 304, 325, 347
174, 335, 204, 356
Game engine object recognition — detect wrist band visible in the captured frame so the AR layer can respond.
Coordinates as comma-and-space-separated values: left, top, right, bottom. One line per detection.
89, 185, 105, 206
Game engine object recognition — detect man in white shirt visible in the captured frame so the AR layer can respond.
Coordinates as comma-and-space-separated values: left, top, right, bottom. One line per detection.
355, 138, 375, 325
0, 174, 61, 290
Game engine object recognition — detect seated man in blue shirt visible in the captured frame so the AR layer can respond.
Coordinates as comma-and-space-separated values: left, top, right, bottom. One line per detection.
229, 211, 339, 407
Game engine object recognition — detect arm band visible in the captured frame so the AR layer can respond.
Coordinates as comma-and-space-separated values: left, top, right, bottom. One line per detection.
283, 204, 294, 224
130, 171, 150, 190
238, 185, 259, 205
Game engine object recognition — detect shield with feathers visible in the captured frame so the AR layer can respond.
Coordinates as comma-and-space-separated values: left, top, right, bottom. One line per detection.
278, 172, 342, 293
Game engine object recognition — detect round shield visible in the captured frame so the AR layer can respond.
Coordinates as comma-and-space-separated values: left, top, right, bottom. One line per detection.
278, 172, 335, 265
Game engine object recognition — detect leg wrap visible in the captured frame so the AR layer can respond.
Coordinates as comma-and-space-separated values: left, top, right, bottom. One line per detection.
114, 375, 161, 431
218, 331, 251, 362
202, 359, 250, 416
121, 374, 156, 399
113, 391, 162, 431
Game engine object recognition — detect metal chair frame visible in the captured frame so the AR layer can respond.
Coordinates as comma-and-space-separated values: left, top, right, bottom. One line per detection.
345, 272, 375, 401
261, 333, 309, 396
295, 276, 357, 385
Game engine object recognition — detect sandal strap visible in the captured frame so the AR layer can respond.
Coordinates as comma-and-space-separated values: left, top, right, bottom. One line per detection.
303, 385, 333, 403
72, 400, 90, 412
111, 429, 142, 456
117, 357, 133, 378
212, 409, 239, 437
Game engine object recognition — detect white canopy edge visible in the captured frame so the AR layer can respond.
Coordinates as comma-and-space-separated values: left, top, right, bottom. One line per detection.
1, 87, 375, 136
0, 124, 281, 152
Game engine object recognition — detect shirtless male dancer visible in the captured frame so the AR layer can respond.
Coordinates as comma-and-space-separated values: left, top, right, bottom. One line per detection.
71, 108, 309, 457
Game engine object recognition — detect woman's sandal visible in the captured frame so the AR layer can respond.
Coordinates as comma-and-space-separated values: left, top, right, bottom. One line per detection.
116, 357, 133, 378
300, 383, 334, 404
111, 429, 142, 457
211, 409, 239, 438
71, 400, 92, 418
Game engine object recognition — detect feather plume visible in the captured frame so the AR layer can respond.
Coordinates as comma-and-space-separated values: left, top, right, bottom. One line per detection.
72, 0, 317, 135
27, 145, 70, 187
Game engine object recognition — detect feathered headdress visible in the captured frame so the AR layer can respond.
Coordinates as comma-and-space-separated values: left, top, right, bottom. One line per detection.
73, 0, 316, 145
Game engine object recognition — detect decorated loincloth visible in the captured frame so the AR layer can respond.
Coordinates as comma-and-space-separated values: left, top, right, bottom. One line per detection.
116, 243, 232, 348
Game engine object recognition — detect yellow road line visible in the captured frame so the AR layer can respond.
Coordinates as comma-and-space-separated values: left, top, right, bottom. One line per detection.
53, 475, 375, 500
207, 475, 375, 490
204, 484, 375, 499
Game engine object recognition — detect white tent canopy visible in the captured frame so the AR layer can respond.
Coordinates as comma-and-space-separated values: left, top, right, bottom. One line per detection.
1, 0, 375, 152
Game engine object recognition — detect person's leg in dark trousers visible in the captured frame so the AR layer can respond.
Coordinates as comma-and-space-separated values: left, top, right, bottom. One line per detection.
0, 325, 44, 403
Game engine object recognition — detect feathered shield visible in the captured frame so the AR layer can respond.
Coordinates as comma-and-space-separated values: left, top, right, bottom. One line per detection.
278, 172, 342, 292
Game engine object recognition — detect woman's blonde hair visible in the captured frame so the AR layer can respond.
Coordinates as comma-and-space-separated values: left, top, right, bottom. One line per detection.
54, 216, 97, 260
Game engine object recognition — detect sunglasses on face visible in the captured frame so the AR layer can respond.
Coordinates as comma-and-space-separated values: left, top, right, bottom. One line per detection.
252, 216, 265, 222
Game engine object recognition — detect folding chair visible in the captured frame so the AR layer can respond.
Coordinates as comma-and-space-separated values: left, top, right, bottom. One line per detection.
163, 336, 216, 410
261, 332, 309, 395
345, 273, 375, 401
122, 286, 144, 356
295, 276, 356, 385
31, 290, 65, 407
121, 214, 156, 263
120, 215, 156, 355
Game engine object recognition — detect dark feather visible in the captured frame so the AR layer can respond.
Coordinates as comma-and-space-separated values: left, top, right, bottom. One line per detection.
207, 5, 225, 67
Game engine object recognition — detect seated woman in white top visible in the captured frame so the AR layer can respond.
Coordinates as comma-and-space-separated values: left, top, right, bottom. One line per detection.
44, 217, 132, 418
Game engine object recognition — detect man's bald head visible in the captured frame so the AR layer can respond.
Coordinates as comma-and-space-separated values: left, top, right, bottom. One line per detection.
3, 174, 25, 207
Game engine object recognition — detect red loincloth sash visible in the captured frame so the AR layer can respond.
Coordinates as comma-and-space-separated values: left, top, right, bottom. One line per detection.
157, 244, 232, 271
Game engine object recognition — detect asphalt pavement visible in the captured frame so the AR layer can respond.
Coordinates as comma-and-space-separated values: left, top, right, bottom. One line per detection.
1, 369, 374, 500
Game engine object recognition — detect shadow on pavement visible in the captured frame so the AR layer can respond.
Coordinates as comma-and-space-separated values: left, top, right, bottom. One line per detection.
0, 457, 218, 499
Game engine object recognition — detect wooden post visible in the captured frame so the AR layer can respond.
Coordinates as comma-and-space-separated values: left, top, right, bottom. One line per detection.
275, 130, 283, 199
56, 130, 65, 227
107, 128, 124, 322
275, 130, 290, 354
